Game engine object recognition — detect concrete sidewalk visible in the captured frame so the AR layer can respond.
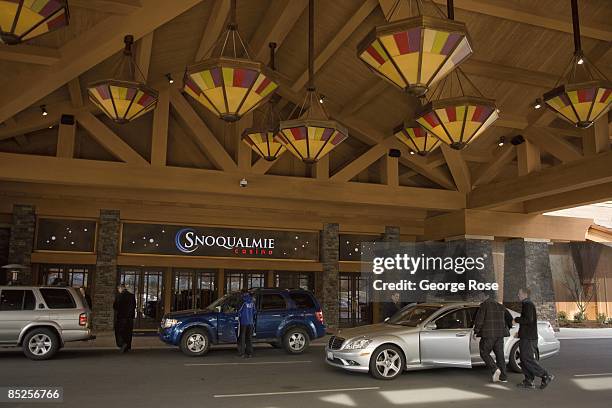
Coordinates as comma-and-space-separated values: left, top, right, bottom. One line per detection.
64, 332, 332, 349
556, 328, 612, 339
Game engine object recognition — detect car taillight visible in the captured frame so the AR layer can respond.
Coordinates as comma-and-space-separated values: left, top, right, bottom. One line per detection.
316, 310, 324, 324
79, 313, 88, 326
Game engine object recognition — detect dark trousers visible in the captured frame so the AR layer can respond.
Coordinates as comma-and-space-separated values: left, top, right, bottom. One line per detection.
114, 318, 134, 350
519, 338, 548, 382
238, 324, 253, 356
479, 337, 507, 379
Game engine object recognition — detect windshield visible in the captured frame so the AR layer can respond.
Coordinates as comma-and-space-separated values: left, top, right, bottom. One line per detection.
206, 294, 230, 310
387, 305, 440, 326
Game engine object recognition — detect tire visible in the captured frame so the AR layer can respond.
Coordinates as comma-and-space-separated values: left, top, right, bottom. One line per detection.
282, 327, 310, 354
180, 328, 211, 357
369, 345, 405, 380
22, 328, 59, 361
508, 341, 540, 373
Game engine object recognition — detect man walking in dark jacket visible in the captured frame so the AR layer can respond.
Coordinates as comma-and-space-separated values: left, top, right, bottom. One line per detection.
515, 288, 555, 389
473, 293, 514, 383
238, 290, 256, 358
113, 284, 136, 353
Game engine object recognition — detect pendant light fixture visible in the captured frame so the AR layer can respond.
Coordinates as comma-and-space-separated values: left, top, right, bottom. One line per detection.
276, 0, 348, 164
183, 0, 279, 123
0, 0, 69, 45
394, 120, 440, 155
242, 43, 286, 161
87, 35, 159, 124
542, 0, 611, 129
357, 0, 472, 97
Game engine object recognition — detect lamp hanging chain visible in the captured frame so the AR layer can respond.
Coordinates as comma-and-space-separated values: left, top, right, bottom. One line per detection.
570, 0, 582, 55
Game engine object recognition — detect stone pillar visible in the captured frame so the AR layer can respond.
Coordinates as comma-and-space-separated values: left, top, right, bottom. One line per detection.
92, 209, 120, 331
374, 226, 401, 322
0, 227, 11, 285
8, 204, 36, 285
504, 238, 557, 328
316, 223, 339, 331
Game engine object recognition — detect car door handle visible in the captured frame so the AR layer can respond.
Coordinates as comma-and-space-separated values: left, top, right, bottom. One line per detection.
456, 332, 468, 337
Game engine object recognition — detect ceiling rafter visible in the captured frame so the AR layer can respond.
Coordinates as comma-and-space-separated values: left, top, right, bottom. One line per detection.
70, 0, 142, 15
194, 0, 231, 61
441, 144, 471, 193
472, 144, 517, 186
330, 136, 395, 182
0, 0, 206, 125
524, 127, 583, 163
0, 44, 60, 65
135, 31, 154, 81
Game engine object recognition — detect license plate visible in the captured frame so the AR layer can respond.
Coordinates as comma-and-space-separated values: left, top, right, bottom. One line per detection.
327, 351, 334, 360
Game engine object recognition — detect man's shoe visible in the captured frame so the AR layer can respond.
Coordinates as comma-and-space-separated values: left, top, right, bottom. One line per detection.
246, 354, 253, 359
492, 368, 501, 383
516, 381, 535, 389
499, 376, 508, 383
540, 374, 555, 389
120, 344, 128, 353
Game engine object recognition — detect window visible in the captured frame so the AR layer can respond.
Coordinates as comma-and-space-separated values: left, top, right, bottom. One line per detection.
435, 309, 468, 330
40, 288, 76, 309
465, 307, 479, 328
0, 290, 36, 311
221, 294, 242, 313
289, 293, 315, 309
260, 294, 287, 311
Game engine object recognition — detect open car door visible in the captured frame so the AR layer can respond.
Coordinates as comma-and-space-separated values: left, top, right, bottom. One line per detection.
419, 307, 472, 368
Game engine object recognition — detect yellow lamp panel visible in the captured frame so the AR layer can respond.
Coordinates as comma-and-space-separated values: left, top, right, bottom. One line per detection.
238, 90, 265, 115
557, 105, 579, 122
443, 121, 464, 142
224, 87, 248, 113
462, 121, 480, 140
14, 8, 43, 36
0, 3, 19, 30
420, 52, 446, 84
379, 61, 406, 87
589, 102, 608, 121
394, 53, 420, 85
113, 99, 132, 118
203, 88, 226, 112
128, 104, 155, 121
573, 101, 593, 121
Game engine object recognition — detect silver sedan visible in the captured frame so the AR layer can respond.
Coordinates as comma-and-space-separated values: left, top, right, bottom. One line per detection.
325, 302, 560, 380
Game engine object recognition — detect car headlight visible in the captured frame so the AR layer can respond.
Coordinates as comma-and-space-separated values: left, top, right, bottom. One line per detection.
163, 318, 180, 328
343, 338, 372, 350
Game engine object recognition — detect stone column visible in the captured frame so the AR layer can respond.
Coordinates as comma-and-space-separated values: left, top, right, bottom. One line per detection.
316, 223, 339, 330
375, 226, 401, 322
8, 204, 36, 285
92, 209, 121, 331
0, 227, 11, 285
504, 238, 557, 328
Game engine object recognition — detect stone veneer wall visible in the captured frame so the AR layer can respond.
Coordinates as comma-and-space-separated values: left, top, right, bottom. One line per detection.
0, 227, 10, 285
8, 204, 36, 285
504, 239, 557, 328
92, 209, 121, 331
316, 223, 339, 330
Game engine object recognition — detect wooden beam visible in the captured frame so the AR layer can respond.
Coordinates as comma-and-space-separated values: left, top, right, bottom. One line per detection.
67, 78, 84, 108
524, 127, 582, 162
461, 58, 557, 89
251, 157, 276, 175
517, 140, 541, 176
495, 113, 529, 130
151, 85, 170, 166
525, 182, 612, 214
56, 116, 76, 158
469, 150, 612, 209
169, 87, 237, 171
292, 0, 379, 92
75, 111, 148, 165
313, 155, 330, 180
339, 82, 388, 118
249, 0, 308, 63
389, 140, 456, 189
0, 44, 60, 65
0, 0, 205, 125
472, 144, 516, 186
69, 0, 142, 15
237, 114, 253, 172
194, 0, 230, 61
583, 117, 610, 156
0, 153, 466, 211
441, 145, 471, 192
431, 0, 612, 42
381, 155, 399, 187
135, 31, 154, 81
0, 101, 85, 141
331, 138, 393, 182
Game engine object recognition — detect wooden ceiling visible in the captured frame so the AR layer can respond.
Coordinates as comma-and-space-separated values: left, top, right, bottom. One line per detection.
0, 0, 610, 193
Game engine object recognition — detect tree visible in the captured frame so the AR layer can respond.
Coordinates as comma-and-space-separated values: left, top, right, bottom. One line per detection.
562, 269, 597, 321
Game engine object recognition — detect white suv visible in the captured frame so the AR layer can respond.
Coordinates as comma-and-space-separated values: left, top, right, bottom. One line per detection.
0, 286, 95, 360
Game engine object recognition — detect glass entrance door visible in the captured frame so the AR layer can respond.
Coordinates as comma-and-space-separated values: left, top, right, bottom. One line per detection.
339, 273, 371, 328
224, 271, 265, 294
119, 268, 164, 330
172, 269, 217, 311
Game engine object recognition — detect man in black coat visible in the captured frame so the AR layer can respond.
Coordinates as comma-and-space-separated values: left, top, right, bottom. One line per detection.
383, 292, 404, 320
514, 288, 555, 389
113, 284, 136, 353
473, 293, 513, 383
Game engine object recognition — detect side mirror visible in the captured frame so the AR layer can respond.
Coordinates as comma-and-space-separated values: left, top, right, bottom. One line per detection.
215, 306, 221, 313
424, 322, 437, 330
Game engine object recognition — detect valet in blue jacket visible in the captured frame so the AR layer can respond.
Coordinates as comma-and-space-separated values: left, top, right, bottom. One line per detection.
238, 290, 256, 358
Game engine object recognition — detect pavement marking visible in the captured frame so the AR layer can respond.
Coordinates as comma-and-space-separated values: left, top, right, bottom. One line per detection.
484, 384, 512, 390
574, 373, 612, 377
558, 337, 612, 340
185, 360, 312, 367
214, 387, 380, 398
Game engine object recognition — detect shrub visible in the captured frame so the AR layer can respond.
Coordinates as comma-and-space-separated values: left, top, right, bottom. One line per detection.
557, 311, 568, 322
596, 313, 607, 324
573, 312, 586, 322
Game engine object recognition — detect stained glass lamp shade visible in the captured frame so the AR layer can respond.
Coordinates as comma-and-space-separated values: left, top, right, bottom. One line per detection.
242, 100, 285, 161
184, 58, 278, 122
87, 35, 158, 124
0, 0, 68, 45
357, 16, 472, 96
394, 121, 440, 155
544, 81, 611, 129
277, 118, 348, 164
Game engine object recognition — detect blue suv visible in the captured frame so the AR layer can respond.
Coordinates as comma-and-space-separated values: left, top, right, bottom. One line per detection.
159, 288, 326, 356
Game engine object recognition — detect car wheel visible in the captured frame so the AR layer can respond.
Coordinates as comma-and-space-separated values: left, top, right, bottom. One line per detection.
283, 327, 310, 354
369, 345, 405, 380
23, 328, 59, 361
508, 341, 540, 373
180, 328, 211, 357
